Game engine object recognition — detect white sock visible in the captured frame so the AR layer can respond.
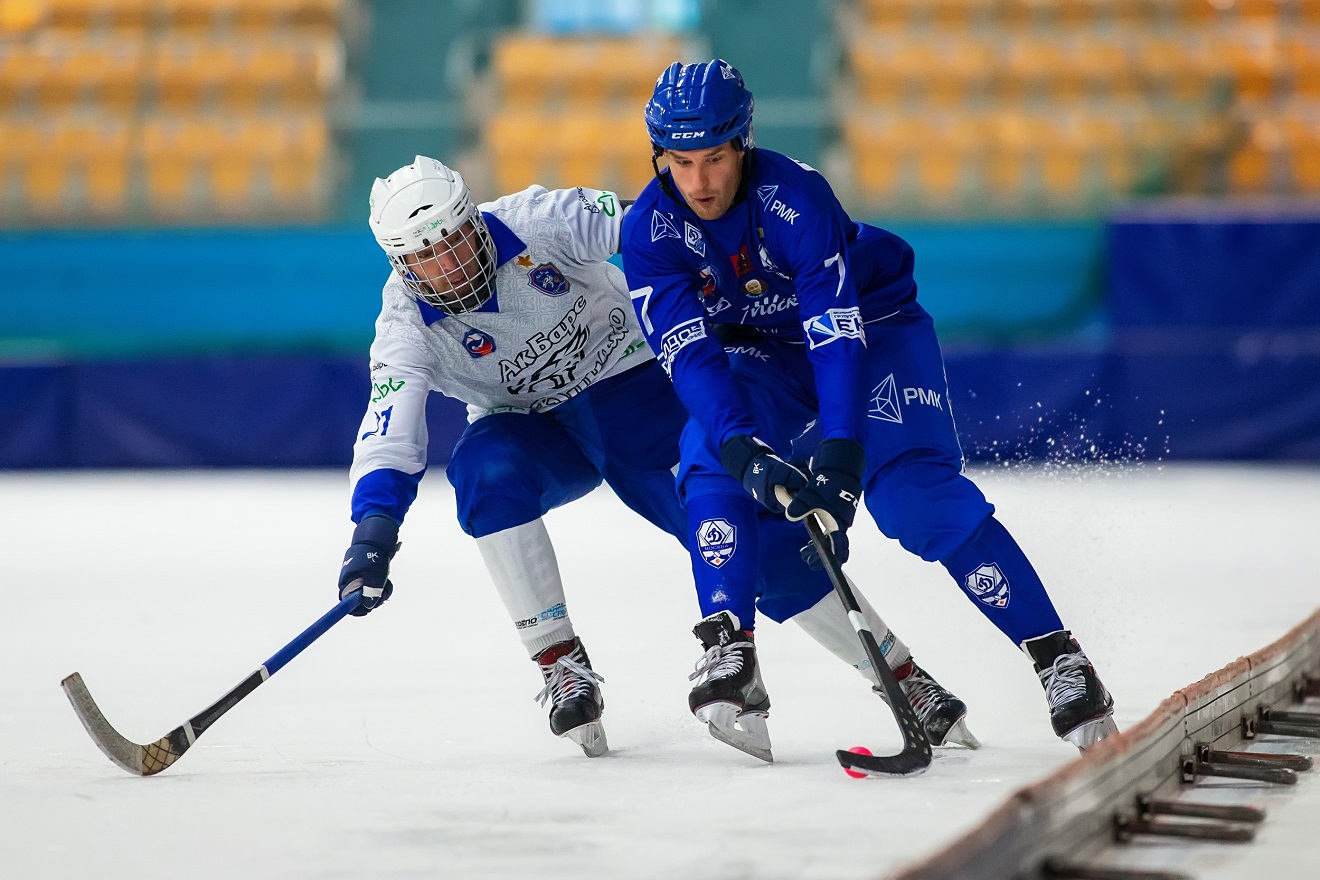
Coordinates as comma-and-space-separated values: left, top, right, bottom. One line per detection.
475, 519, 575, 658
790, 582, 911, 686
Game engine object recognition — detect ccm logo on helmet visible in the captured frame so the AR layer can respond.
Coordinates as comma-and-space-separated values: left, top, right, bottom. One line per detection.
673, 131, 708, 139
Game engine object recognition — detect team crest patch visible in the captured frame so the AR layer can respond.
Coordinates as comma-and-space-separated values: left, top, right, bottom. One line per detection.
964, 562, 1010, 608
463, 328, 496, 358
528, 263, 570, 296
696, 518, 737, 568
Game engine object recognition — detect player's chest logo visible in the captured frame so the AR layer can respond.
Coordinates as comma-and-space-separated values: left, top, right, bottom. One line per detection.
463, 328, 496, 358
528, 262, 570, 296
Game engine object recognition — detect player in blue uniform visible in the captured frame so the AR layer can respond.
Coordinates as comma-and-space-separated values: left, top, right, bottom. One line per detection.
336, 156, 967, 763
621, 60, 1117, 751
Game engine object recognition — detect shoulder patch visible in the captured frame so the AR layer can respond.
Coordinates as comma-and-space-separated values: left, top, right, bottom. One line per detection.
651, 211, 681, 242
683, 221, 706, 257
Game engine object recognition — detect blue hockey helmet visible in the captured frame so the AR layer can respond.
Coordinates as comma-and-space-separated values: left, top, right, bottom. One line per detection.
645, 59, 755, 153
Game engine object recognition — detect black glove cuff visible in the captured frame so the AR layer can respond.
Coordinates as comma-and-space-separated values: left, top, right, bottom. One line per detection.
352, 514, 400, 556
719, 434, 770, 481
812, 438, 865, 478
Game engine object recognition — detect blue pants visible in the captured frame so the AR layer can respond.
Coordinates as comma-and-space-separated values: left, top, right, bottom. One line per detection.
446, 361, 688, 544
679, 306, 1064, 643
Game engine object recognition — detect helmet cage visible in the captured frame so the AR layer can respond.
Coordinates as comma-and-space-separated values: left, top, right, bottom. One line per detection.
388, 214, 498, 316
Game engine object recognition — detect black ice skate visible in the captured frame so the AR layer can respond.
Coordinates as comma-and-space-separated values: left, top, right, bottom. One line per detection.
1022, 630, 1117, 750
534, 637, 608, 757
688, 611, 773, 763
893, 661, 981, 749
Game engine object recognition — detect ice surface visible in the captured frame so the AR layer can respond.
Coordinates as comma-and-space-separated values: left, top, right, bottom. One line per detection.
3, 464, 1317, 879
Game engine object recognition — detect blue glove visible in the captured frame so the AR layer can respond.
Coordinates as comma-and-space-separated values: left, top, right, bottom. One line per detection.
338, 515, 400, 616
785, 439, 864, 568
720, 434, 808, 515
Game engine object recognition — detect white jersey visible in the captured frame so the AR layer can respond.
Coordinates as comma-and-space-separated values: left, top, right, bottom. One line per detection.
349, 185, 655, 500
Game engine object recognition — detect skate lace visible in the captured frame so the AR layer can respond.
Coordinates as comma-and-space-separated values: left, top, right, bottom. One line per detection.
688, 642, 750, 684
534, 654, 604, 708
1039, 652, 1090, 708
902, 671, 950, 721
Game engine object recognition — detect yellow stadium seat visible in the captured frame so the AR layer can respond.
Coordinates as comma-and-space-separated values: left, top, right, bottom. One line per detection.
930, 0, 993, 30
0, 119, 42, 183
1281, 119, 1320, 191
225, 42, 299, 108
0, 0, 47, 35
32, 39, 147, 112
0, 44, 42, 111
1227, 120, 1282, 194
1221, 30, 1283, 101
998, 38, 1068, 103
33, 39, 83, 109
287, 0, 343, 34
491, 35, 559, 108
158, 0, 232, 36
1176, 0, 1224, 26
1236, 0, 1282, 24
858, 0, 922, 32
141, 116, 202, 213
842, 116, 901, 200
486, 112, 553, 193
47, 115, 133, 212
1282, 36, 1320, 98
152, 41, 235, 110
262, 115, 328, 207
1056, 0, 1104, 28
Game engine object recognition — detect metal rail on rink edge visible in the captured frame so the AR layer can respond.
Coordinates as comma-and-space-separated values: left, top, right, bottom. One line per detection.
886, 607, 1320, 880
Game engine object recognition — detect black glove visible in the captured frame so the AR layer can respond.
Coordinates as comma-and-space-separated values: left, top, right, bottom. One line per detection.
338, 515, 400, 616
720, 434, 808, 515
785, 439, 864, 567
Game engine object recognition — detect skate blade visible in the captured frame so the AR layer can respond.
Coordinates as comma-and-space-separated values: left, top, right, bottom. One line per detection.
939, 717, 982, 750
563, 720, 609, 758
1063, 713, 1118, 751
695, 702, 773, 763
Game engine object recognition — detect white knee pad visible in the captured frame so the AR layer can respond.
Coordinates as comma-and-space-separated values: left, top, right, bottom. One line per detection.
476, 519, 575, 657
790, 582, 911, 685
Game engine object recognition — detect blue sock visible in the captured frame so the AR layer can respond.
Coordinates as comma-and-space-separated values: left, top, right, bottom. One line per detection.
940, 516, 1064, 645
685, 491, 761, 630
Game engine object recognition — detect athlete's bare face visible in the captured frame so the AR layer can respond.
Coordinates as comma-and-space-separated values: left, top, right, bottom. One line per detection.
664, 141, 743, 221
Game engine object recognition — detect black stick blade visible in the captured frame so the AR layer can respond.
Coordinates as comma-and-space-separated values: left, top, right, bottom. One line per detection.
61, 672, 193, 776
836, 746, 931, 778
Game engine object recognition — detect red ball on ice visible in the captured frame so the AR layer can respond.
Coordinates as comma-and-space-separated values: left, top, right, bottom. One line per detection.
843, 745, 872, 779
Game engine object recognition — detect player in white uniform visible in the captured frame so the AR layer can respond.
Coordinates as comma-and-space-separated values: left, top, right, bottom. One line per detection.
337, 156, 976, 763
338, 157, 689, 757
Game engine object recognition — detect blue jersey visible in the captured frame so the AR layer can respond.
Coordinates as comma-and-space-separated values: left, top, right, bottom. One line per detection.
621, 148, 918, 448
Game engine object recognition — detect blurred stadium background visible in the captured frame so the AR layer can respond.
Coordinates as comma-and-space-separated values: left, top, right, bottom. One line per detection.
1, 0, 1318, 468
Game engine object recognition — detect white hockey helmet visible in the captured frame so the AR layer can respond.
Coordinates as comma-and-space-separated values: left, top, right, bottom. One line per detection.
368, 155, 498, 315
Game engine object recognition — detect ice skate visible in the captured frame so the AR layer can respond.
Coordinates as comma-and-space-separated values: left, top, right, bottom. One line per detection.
1022, 630, 1117, 750
893, 661, 981, 749
688, 611, 773, 763
534, 638, 608, 757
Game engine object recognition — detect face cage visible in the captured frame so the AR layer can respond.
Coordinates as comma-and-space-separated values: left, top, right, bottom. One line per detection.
389, 216, 498, 315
